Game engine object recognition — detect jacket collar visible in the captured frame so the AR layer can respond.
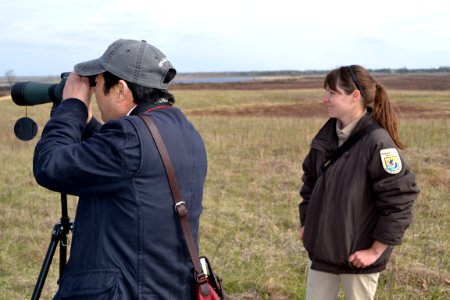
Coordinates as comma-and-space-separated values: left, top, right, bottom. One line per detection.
311, 107, 375, 153
129, 101, 172, 116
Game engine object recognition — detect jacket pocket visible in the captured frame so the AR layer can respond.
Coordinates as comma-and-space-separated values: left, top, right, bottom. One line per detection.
57, 268, 119, 300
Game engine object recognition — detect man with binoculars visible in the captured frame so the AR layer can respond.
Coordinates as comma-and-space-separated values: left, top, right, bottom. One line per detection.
32, 38, 208, 299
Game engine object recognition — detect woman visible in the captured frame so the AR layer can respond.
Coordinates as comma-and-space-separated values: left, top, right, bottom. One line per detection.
299, 65, 419, 299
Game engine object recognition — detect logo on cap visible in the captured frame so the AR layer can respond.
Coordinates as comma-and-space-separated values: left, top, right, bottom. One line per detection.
159, 57, 169, 67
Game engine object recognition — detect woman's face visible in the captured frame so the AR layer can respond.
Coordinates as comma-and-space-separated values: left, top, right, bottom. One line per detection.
323, 85, 355, 123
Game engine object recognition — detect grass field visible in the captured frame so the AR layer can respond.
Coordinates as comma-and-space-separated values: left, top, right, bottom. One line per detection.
0, 86, 449, 299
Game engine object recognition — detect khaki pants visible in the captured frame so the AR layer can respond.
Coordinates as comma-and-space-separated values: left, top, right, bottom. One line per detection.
306, 262, 380, 300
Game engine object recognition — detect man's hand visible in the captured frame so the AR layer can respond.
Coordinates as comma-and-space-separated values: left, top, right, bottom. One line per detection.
349, 240, 388, 268
299, 226, 304, 241
63, 72, 93, 122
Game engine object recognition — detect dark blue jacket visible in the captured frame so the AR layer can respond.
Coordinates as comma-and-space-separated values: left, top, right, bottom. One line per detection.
33, 99, 207, 299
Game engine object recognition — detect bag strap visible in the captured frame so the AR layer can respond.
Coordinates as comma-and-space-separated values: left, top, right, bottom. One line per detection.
138, 114, 211, 296
320, 123, 379, 176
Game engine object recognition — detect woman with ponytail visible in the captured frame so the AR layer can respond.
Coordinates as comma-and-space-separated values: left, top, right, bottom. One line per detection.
298, 65, 419, 299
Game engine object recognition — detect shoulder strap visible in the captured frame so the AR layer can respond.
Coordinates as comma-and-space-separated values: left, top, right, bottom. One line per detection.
138, 114, 211, 295
320, 123, 379, 176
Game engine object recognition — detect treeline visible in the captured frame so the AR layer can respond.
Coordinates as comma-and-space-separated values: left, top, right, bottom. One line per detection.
2, 67, 450, 85
179, 66, 450, 77
383, 66, 450, 73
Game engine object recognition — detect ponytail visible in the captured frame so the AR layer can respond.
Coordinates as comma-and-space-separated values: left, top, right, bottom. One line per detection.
372, 83, 405, 149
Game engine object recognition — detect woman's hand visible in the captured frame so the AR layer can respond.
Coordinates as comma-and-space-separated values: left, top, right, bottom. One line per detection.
349, 240, 388, 268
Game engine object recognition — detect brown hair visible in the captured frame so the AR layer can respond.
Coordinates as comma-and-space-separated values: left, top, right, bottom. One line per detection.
324, 65, 404, 149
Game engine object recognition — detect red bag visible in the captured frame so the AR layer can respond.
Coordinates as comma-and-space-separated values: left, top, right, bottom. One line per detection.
196, 256, 225, 300
196, 281, 221, 300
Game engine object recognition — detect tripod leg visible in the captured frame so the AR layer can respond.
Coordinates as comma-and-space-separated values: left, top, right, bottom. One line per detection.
59, 231, 68, 277
31, 224, 61, 300
59, 193, 71, 279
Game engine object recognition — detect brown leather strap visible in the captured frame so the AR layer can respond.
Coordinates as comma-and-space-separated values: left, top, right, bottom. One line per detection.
139, 114, 210, 295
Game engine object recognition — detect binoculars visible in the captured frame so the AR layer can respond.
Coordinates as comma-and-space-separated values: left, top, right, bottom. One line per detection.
11, 72, 71, 106
11, 72, 95, 141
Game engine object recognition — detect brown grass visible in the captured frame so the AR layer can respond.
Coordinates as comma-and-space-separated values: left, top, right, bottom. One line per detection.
0, 74, 449, 299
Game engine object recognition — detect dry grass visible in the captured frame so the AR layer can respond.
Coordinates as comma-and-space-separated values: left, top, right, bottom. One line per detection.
0, 88, 449, 299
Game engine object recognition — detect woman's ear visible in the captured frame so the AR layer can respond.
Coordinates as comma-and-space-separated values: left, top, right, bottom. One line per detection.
352, 89, 362, 103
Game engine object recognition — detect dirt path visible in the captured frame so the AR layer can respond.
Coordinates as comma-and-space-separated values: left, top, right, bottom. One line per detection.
189, 102, 449, 119
173, 73, 450, 91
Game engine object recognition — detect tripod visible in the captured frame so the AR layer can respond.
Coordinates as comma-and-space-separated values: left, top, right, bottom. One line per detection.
31, 193, 73, 300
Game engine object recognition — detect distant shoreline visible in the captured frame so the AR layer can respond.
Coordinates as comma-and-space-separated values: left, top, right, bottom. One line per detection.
2, 70, 450, 94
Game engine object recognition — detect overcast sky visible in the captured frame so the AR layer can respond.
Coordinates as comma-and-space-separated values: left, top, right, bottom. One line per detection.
1, 0, 449, 76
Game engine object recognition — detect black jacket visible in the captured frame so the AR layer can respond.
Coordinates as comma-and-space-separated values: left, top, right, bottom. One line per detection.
299, 111, 419, 274
34, 99, 207, 299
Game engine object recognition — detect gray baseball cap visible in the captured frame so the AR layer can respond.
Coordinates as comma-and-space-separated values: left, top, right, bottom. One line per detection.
74, 39, 176, 89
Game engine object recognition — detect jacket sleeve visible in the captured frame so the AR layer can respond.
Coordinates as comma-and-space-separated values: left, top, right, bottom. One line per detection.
368, 143, 420, 245
33, 99, 141, 197
81, 117, 102, 141
299, 148, 320, 226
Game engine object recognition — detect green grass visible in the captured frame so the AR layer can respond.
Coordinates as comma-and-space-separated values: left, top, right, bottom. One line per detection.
0, 88, 449, 299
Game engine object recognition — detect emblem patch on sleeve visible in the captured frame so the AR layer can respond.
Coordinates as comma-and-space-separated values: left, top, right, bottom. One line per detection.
380, 148, 402, 174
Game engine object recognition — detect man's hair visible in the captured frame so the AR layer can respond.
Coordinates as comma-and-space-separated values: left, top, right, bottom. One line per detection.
102, 71, 175, 104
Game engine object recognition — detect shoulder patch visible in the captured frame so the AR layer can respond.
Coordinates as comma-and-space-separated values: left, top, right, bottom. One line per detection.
380, 148, 402, 174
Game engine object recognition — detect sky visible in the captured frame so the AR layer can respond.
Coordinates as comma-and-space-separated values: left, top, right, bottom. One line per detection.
1, 0, 449, 76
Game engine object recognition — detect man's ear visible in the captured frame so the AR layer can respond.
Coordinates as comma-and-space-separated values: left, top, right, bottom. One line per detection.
116, 80, 131, 102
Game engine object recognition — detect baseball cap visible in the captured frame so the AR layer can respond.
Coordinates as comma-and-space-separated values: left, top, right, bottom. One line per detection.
74, 39, 176, 89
